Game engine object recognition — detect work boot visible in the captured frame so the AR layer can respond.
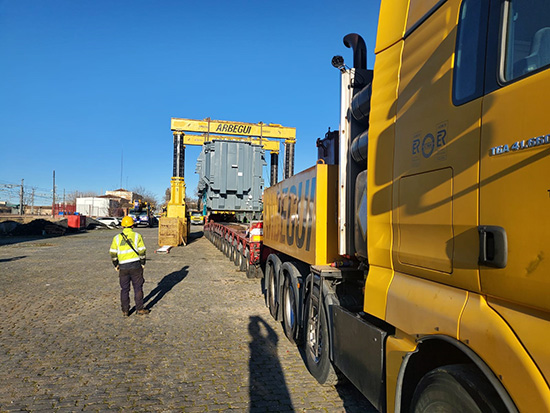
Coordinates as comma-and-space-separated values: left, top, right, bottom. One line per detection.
122, 310, 129, 317
137, 309, 150, 315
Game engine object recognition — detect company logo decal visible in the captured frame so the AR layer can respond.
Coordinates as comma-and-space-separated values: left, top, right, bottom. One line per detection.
412, 122, 447, 160
215, 123, 252, 134
268, 178, 316, 251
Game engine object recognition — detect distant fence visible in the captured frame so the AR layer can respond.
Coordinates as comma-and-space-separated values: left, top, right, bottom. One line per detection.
54, 203, 76, 215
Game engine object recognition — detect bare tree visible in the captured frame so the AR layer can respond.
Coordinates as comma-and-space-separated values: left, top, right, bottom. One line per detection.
66, 190, 99, 205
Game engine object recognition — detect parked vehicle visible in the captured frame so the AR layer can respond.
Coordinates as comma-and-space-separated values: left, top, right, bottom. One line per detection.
95, 217, 120, 228
190, 211, 204, 225
129, 200, 156, 227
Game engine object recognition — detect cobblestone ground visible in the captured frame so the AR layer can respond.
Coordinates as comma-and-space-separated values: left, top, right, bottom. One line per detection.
0, 226, 376, 412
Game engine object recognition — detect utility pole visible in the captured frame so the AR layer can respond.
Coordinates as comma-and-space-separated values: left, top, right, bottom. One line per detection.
120, 149, 123, 189
52, 170, 56, 218
31, 188, 35, 215
19, 179, 24, 215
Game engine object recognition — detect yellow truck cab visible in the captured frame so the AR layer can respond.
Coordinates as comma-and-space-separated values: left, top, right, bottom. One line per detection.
367, 0, 550, 410
259, 0, 550, 411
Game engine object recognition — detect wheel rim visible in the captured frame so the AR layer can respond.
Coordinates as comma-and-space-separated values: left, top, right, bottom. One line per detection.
269, 267, 276, 309
284, 282, 296, 332
306, 303, 321, 364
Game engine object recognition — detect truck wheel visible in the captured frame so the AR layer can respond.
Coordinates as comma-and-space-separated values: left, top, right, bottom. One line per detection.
282, 275, 300, 344
255, 264, 263, 279
265, 255, 282, 320
240, 250, 248, 272
411, 364, 506, 413
246, 264, 256, 279
233, 244, 240, 266
304, 286, 338, 386
229, 242, 235, 262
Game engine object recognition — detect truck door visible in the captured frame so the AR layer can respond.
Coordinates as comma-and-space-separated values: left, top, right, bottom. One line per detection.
393, 0, 487, 292
479, 0, 550, 312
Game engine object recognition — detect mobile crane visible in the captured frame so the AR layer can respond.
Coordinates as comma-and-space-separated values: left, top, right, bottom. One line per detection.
206, 0, 550, 411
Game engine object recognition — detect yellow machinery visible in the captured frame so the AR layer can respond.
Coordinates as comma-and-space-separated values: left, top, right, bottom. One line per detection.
158, 130, 190, 246
171, 118, 296, 186
159, 118, 296, 246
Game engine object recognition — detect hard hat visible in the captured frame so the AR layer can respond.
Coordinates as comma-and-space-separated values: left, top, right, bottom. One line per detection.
121, 216, 134, 227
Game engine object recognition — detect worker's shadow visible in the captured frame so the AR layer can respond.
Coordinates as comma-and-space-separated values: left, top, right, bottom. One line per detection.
143, 265, 189, 310
248, 316, 293, 412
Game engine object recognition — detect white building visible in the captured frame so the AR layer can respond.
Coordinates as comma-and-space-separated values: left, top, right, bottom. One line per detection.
76, 197, 118, 217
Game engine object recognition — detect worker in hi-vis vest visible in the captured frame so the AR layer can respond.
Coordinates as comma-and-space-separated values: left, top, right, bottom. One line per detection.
110, 216, 150, 316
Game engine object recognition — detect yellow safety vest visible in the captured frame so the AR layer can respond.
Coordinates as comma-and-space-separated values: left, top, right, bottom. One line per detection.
110, 228, 146, 265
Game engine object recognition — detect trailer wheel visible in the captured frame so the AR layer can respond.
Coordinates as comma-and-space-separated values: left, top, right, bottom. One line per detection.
282, 275, 299, 344
246, 264, 257, 279
255, 264, 263, 279
265, 255, 282, 320
410, 364, 506, 413
240, 249, 248, 272
233, 244, 241, 267
229, 242, 235, 262
225, 239, 230, 257
304, 286, 338, 386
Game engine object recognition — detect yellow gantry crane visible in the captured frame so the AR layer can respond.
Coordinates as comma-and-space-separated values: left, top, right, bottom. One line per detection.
159, 117, 296, 247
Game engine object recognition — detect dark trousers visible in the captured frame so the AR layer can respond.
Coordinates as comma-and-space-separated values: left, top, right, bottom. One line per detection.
119, 265, 145, 312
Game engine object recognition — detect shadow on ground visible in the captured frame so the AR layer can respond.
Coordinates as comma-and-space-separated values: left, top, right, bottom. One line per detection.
248, 315, 294, 412
187, 229, 203, 244
143, 265, 189, 311
0, 255, 27, 263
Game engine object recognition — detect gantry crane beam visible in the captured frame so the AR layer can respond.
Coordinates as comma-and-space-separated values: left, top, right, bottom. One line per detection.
171, 117, 296, 186
171, 117, 296, 144
181, 133, 280, 153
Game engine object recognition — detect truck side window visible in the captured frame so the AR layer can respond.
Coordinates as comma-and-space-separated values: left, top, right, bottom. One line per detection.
453, 0, 490, 105
502, 0, 550, 81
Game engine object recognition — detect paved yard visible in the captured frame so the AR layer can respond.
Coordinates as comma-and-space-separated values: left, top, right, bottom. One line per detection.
0, 226, 375, 412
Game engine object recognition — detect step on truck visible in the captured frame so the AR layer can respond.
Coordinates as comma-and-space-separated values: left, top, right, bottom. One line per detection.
206, 0, 550, 411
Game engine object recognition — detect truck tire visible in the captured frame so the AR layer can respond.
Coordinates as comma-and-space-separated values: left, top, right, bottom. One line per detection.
255, 264, 263, 279
229, 242, 235, 262
410, 364, 506, 413
282, 274, 301, 344
233, 243, 240, 266
240, 249, 248, 272
265, 255, 282, 320
304, 285, 338, 386
246, 264, 257, 279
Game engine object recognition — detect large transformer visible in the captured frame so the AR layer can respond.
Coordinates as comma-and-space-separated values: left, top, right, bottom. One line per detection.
196, 139, 266, 221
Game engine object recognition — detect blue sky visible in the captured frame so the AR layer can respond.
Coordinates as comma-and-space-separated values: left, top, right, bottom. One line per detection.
0, 0, 380, 207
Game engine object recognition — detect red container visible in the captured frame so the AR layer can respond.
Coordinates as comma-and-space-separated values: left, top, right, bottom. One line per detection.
67, 215, 85, 229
